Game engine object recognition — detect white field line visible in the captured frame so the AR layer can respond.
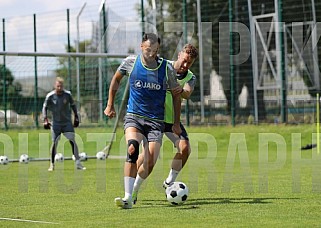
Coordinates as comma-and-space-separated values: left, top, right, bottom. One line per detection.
0, 217, 59, 224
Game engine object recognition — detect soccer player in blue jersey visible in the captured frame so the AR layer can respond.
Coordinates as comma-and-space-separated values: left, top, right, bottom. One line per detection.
104, 33, 182, 209
42, 77, 86, 171
133, 44, 198, 203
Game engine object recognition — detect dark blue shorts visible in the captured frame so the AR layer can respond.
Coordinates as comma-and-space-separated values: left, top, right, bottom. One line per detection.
124, 114, 164, 143
51, 122, 75, 142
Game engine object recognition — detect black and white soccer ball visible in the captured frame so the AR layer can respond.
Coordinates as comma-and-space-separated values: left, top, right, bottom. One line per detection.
19, 154, 29, 164
79, 152, 88, 161
54, 153, 64, 162
72, 152, 87, 161
165, 181, 189, 205
0, 155, 9, 165
96, 151, 106, 160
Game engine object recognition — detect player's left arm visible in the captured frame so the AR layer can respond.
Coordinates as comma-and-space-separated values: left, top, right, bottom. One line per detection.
69, 93, 79, 127
171, 90, 182, 135
69, 94, 78, 116
181, 74, 196, 99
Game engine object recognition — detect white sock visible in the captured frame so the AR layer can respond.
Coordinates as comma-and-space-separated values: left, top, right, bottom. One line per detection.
165, 169, 179, 184
124, 176, 135, 201
133, 174, 145, 193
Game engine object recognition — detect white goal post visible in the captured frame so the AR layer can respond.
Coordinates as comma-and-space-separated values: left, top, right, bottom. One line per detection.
0, 51, 127, 58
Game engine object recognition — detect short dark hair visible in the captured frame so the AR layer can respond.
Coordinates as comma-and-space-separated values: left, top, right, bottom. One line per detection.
182, 44, 198, 59
142, 33, 161, 45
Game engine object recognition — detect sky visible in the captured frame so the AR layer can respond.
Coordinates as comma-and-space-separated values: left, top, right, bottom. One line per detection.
0, 0, 143, 56
0, 0, 141, 77
0, 0, 103, 19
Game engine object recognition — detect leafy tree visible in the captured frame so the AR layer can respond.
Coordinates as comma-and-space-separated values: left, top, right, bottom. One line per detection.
55, 40, 123, 122
56, 40, 95, 96
0, 64, 22, 109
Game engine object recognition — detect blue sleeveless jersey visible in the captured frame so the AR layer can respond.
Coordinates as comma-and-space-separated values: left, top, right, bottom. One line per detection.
127, 55, 168, 121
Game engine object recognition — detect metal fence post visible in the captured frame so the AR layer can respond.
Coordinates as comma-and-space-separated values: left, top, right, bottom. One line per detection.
2, 18, 8, 130
229, 0, 235, 126
67, 9, 72, 92
275, 0, 287, 123
33, 14, 39, 128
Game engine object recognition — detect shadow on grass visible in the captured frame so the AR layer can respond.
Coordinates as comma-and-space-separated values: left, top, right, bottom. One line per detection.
140, 197, 300, 209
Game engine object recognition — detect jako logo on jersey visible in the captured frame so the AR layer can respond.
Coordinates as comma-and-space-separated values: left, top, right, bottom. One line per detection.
134, 80, 161, 90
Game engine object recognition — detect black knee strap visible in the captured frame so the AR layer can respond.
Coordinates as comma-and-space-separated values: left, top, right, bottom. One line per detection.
126, 139, 139, 163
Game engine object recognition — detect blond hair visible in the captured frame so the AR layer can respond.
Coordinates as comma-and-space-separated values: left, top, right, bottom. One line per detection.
56, 77, 64, 84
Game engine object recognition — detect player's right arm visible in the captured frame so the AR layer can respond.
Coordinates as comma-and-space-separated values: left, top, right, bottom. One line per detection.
42, 93, 52, 129
104, 55, 135, 119
104, 70, 124, 119
42, 93, 50, 120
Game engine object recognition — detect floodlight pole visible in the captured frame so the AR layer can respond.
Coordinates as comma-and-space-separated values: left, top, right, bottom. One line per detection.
76, 2, 87, 107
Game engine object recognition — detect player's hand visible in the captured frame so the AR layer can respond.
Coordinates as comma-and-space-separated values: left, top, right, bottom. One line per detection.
172, 123, 182, 136
73, 115, 79, 128
104, 104, 116, 119
171, 85, 184, 96
43, 118, 51, 130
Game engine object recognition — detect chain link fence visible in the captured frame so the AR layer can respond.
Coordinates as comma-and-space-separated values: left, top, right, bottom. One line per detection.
1, 0, 321, 129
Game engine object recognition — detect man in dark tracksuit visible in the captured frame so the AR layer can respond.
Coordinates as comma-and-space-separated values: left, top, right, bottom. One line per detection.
42, 77, 85, 171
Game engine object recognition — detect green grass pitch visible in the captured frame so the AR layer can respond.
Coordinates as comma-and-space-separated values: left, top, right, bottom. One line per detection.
1, 124, 321, 227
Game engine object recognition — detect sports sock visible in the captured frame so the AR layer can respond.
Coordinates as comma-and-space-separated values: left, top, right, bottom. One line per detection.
124, 176, 135, 201
133, 174, 145, 193
50, 143, 56, 164
70, 140, 80, 160
165, 168, 179, 184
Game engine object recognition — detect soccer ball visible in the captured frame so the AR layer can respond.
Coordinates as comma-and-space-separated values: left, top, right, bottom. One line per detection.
165, 181, 189, 205
72, 152, 87, 161
0, 155, 9, 165
19, 154, 29, 164
79, 152, 88, 161
54, 153, 64, 162
96, 151, 106, 160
